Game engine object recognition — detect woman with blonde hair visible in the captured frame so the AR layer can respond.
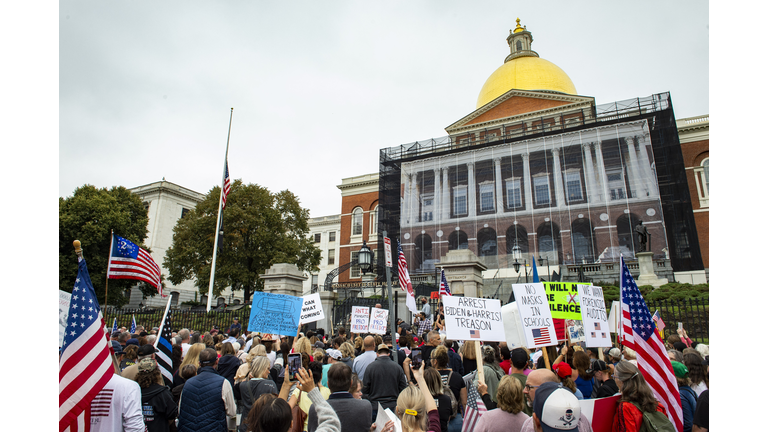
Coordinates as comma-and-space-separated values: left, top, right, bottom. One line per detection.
235, 344, 267, 384
294, 336, 314, 362
459, 340, 477, 374
338, 342, 355, 369
475, 375, 529, 432
612, 361, 672, 432
353, 336, 363, 356
395, 363, 440, 432
174, 342, 205, 387
234, 356, 278, 432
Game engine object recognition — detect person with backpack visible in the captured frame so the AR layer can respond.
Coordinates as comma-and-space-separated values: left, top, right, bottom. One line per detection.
428, 345, 465, 432
423, 368, 454, 432
671, 361, 697, 432
234, 357, 279, 432
612, 361, 675, 432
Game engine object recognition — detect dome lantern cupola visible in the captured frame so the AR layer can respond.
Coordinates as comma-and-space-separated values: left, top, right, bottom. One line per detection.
505, 18, 538, 62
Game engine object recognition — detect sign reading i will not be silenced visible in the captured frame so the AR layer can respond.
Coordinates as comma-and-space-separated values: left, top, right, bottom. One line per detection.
443, 295, 505, 342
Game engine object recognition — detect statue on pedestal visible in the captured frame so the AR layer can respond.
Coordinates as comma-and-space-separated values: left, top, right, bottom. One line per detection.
635, 221, 649, 252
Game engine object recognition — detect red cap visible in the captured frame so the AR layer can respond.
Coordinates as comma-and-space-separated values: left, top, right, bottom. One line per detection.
553, 362, 572, 379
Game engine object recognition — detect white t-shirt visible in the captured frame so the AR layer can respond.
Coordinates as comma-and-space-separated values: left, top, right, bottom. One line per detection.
89, 374, 144, 432
267, 351, 277, 368
181, 342, 191, 359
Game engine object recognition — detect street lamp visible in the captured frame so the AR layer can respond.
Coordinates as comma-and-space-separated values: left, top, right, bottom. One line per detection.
358, 241, 373, 275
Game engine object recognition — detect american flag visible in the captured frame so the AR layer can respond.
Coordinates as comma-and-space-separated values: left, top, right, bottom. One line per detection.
107, 234, 162, 296
154, 298, 174, 385
222, 159, 232, 209
620, 256, 683, 432
129, 314, 136, 334
469, 329, 480, 339
461, 380, 487, 432
439, 268, 452, 296
60, 257, 114, 432
652, 309, 666, 339
398, 241, 419, 314
594, 322, 601, 330
111, 318, 117, 335
532, 327, 551, 345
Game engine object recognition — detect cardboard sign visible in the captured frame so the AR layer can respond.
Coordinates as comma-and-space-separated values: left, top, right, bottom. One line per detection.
607, 301, 621, 333
369, 307, 389, 335
59, 290, 71, 347
350, 306, 371, 333
501, 302, 527, 348
543, 282, 590, 320
299, 293, 325, 324
511, 283, 557, 348
578, 285, 611, 347
443, 295, 505, 342
248, 292, 303, 336
384, 237, 393, 268
568, 323, 586, 343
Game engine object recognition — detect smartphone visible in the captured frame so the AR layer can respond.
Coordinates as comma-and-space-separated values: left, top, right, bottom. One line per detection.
288, 353, 302, 378
677, 322, 683, 331
411, 349, 422, 369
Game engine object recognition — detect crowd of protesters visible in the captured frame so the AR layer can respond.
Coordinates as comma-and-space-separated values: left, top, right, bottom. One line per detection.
94, 300, 709, 432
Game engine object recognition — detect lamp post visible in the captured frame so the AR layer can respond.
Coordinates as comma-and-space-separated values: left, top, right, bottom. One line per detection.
358, 241, 373, 275
538, 255, 550, 281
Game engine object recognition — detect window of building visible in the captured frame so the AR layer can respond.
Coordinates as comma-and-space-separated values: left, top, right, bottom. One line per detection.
564, 170, 583, 203
143, 201, 150, 211
311, 274, 318, 292
607, 169, 625, 201
328, 231, 336, 242
350, 251, 360, 278
217, 297, 225, 307
181, 208, 190, 219
327, 249, 335, 265
314, 233, 322, 243
479, 182, 495, 212
200, 295, 208, 305
421, 195, 434, 221
453, 186, 467, 215
506, 178, 523, 209
533, 175, 550, 205
352, 208, 363, 236
694, 158, 709, 207
170, 291, 180, 306
516, 40, 522, 51
370, 206, 379, 234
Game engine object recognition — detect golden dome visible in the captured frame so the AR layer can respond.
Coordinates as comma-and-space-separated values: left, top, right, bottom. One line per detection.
476, 56, 577, 108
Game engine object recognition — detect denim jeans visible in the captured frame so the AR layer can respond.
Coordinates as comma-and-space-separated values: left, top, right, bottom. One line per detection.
447, 413, 463, 432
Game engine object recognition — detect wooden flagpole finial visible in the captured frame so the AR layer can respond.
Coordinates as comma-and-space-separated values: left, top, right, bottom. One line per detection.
73, 240, 83, 258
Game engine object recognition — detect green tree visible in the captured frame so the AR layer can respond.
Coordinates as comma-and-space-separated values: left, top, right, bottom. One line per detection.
164, 180, 321, 304
59, 185, 161, 307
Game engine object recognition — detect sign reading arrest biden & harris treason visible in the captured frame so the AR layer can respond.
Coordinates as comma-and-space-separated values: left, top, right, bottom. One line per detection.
511, 283, 557, 348
543, 282, 591, 320
443, 296, 505, 342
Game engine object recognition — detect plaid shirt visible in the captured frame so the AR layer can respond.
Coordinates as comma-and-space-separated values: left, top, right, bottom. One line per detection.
416, 318, 432, 337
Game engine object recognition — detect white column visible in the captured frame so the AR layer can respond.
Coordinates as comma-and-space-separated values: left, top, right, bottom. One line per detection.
409, 173, 418, 224
594, 141, 610, 202
442, 167, 451, 220
433, 168, 441, 222
582, 143, 597, 203
522, 153, 533, 210
467, 162, 476, 217
637, 134, 658, 197
494, 157, 504, 213
403, 173, 411, 225
551, 148, 565, 207
625, 137, 645, 198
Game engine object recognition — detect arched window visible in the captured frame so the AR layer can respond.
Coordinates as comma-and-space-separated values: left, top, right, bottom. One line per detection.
695, 158, 709, 207
200, 295, 208, 306
477, 228, 497, 256
448, 230, 468, 251
506, 225, 528, 258
369, 206, 378, 234
170, 291, 180, 307
217, 297, 226, 307
414, 234, 432, 270
571, 219, 595, 263
536, 223, 562, 265
352, 207, 363, 236
616, 213, 642, 254
516, 40, 522, 51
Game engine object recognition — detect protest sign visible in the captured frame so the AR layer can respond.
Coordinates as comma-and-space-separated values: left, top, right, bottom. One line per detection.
578, 284, 610, 347
543, 282, 590, 320
501, 302, 527, 348
443, 295, 505, 342
350, 306, 371, 333
59, 290, 71, 347
248, 292, 303, 335
299, 293, 325, 324
511, 283, 557, 348
579, 395, 620, 432
369, 307, 389, 335
607, 301, 621, 333
568, 323, 586, 343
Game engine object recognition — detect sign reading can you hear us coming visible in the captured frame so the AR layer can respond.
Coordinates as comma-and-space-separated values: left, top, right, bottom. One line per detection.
442, 295, 505, 342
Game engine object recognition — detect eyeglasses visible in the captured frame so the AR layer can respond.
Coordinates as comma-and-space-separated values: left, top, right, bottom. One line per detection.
524, 384, 540, 391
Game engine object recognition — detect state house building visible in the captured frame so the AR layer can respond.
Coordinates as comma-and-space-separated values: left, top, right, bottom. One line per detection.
366, 20, 706, 291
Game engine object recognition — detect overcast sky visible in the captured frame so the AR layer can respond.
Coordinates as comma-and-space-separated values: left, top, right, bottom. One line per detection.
57, 2, 709, 218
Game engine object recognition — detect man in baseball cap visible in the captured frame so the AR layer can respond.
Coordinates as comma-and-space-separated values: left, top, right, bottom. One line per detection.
531, 382, 589, 432
122, 344, 162, 384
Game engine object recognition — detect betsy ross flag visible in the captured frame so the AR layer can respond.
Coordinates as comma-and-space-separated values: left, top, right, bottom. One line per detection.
398, 241, 419, 314
461, 379, 487, 432
107, 234, 162, 296
532, 327, 551, 345
60, 257, 114, 432
154, 296, 174, 385
439, 268, 452, 296
620, 256, 683, 432
130, 315, 136, 334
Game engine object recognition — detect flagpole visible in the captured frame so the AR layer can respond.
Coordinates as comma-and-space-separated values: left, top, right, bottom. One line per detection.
105, 230, 114, 309
207, 108, 234, 312
154, 294, 173, 348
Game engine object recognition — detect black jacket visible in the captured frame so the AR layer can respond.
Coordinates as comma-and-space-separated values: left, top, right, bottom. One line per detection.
217, 355, 240, 387
362, 355, 408, 411
141, 383, 178, 432
593, 378, 619, 398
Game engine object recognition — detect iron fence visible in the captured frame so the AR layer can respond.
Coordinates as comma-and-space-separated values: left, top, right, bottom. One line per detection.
645, 298, 709, 342
104, 307, 250, 334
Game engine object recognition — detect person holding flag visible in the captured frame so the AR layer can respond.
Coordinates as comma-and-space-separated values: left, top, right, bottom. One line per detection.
652, 310, 666, 340
154, 295, 175, 386
618, 256, 682, 432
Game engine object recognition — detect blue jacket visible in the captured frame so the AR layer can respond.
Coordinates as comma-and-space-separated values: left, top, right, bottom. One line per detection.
178, 367, 227, 432
679, 385, 697, 432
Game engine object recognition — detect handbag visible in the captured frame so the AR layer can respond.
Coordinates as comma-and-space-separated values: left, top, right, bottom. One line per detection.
291, 390, 307, 432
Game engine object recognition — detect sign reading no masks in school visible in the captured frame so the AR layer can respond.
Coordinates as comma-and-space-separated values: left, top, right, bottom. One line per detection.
511, 283, 557, 348
443, 296, 505, 342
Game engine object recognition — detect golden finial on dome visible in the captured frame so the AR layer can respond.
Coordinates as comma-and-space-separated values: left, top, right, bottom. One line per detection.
514, 18, 524, 33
